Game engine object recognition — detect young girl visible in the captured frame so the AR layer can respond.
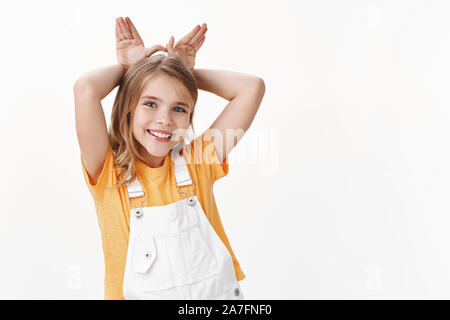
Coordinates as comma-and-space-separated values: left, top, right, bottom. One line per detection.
73, 16, 265, 300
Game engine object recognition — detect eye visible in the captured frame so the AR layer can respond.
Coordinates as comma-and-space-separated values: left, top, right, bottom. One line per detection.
175, 107, 187, 113
144, 101, 186, 113
144, 101, 156, 108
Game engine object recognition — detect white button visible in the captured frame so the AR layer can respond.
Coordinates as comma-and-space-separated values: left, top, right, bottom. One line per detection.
187, 197, 195, 206
135, 209, 143, 217
234, 288, 239, 296
144, 251, 151, 259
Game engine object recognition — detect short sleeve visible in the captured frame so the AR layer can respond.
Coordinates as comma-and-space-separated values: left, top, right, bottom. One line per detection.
80, 144, 116, 201
186, 128, 229, 182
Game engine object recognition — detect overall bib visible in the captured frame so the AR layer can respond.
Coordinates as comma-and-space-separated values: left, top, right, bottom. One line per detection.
123, 141, 244, 300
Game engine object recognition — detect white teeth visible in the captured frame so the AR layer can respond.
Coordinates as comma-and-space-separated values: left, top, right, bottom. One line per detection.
149, 130, 171, 139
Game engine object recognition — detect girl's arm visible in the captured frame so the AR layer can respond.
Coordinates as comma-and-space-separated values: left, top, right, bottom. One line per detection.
74, 17, 165, 186
193, 68, 265, 163
73, 63, 125, 185
74, 63, 126, 99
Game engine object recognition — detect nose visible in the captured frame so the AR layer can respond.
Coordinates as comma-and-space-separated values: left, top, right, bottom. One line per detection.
155, 107, 173, 126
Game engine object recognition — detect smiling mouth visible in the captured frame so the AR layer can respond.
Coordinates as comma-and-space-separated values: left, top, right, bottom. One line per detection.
146, 129, 172, 142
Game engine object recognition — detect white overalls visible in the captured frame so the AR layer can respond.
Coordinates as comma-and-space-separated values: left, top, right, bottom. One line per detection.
123, 140, 244, 300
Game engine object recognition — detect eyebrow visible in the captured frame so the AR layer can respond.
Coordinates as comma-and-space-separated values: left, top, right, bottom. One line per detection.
140, 95, 191, 109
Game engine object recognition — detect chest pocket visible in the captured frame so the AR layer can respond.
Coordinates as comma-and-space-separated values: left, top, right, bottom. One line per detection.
132, 224, 219, 292
132, 236, 157, 274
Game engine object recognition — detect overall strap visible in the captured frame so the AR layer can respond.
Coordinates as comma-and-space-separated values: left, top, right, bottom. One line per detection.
127, 176, 144, 199
171, 139, 194, 187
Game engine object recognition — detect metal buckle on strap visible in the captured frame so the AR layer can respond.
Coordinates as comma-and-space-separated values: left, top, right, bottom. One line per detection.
133, 191, 146, 218
176, 183, 195, 200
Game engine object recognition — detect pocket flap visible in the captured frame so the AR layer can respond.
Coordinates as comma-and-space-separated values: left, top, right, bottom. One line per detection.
133, 236, 157, 274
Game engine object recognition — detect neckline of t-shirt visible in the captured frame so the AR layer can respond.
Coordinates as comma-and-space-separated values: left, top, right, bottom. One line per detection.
136, 151, 172, 177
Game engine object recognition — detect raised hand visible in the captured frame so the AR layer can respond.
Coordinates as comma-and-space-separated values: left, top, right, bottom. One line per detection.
165, 23, 208, 71
115, 17, 167, 70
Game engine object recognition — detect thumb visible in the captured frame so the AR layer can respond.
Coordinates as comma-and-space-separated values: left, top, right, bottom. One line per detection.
144, 44, 167, 57
166, 36, 175, 54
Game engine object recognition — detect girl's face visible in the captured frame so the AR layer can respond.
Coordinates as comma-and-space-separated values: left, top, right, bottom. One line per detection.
132, 73, 192, 167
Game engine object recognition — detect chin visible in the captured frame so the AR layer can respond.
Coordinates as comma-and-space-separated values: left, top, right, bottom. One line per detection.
144, 144, 171, 158
146, 138, 180, 156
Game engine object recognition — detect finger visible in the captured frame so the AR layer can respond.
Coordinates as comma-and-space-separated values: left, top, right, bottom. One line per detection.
125, 17, 143, 42
177, 25, 201, 45
145, 44, 168, 57
115, 20, 123, 41
118, 17, 132, 40
192, 28, 206, 51
116, 17, 126, 40
167, 35, 174, 48
193, 35, 206, 52
188, 23, 207, 46
166, 36, 175, 54
115, 18, 125, 41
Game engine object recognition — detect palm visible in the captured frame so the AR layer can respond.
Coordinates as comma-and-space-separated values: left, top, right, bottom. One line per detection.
115, 17, 166, 70
116, 39, 146, 68
172, 42, 197, 69
166, 23, 208, 70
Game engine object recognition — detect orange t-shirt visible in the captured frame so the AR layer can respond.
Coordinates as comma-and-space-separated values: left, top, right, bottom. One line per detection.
80, 128, 245, 300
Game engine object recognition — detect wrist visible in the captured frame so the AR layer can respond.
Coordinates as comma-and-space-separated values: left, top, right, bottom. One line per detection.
118, 63, 129, 72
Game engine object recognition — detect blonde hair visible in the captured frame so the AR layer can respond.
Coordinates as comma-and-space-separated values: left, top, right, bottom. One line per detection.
108, 54, 198, 189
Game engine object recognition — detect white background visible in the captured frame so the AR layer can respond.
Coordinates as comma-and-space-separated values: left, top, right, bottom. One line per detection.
1, 0, 450, 299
